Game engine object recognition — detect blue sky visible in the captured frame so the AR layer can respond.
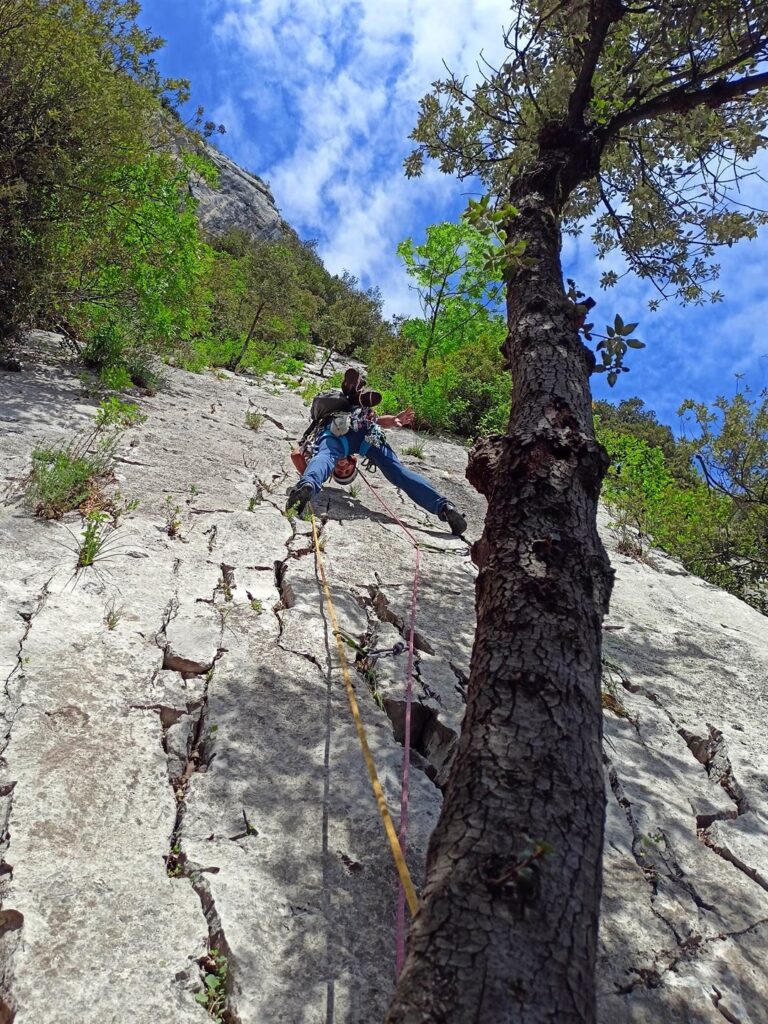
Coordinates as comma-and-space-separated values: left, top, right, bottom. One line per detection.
138, 0, 768, 427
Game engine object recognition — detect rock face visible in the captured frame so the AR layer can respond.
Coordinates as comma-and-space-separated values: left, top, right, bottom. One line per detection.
0, 334, 766, 1023
192, 141, 284, 243
163, 120, 284, 243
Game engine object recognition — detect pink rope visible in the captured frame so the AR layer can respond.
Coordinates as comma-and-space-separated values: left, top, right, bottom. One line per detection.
358, 470, 421, 548
358, 471, 420, 976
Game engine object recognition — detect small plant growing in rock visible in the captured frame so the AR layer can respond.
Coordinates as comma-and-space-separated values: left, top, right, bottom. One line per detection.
109, 491, 140, 525
163, 495, 182, 538
166, 843, 184, 878
245, 410, 264, 431
104, 598, 122, 630
402, 444, 425, 459
77, 511, 111, 568
250, 599, 263, 614
196, 948, 228, 1020
348, 483, 360, 499
95, 396, 146, 429
25, 446, 104, 519
23, 398, 143, 519
98, 365, 133, 391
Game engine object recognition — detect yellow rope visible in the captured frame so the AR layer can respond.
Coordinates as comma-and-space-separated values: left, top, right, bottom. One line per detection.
310, 513, 419, 917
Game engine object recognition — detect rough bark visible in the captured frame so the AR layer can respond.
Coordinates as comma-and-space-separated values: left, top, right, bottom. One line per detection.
386, 149, 614, 1023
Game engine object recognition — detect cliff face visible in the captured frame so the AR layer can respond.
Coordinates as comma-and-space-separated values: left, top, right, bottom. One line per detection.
163, 119, 284, 244
0, 333, 766, 1023
192, 141, 284, 243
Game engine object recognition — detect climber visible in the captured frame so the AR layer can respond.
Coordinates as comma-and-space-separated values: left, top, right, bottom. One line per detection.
286, 368, 467, 535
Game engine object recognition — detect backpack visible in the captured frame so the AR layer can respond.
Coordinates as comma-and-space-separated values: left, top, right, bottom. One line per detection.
310, 390, 351, 422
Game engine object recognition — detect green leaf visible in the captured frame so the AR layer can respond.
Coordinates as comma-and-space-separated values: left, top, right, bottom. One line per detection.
195, 993, 209, 1005
620, 322, 639, 336
626, 339, 646, 349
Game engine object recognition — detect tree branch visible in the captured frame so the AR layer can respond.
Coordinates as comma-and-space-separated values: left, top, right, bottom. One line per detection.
605, 68, 768, 138
567, 0, 626, 128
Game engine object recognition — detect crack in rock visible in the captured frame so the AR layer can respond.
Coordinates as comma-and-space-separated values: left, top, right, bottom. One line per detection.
381, 697, 457, 790
613, 916, 768, 1001
609, 658, 767, 897
365, 585, 435, 655
679, 725, 750, 820
710, 984, 745, 1023
353, 611, 456, 789
149, 603, 240, 1023
604, 749, 717, 958
449, 661, 469, 704
0, 580, 50, 1023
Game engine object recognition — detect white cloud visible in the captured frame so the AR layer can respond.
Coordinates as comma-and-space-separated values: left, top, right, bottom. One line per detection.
206, 0, 511, 315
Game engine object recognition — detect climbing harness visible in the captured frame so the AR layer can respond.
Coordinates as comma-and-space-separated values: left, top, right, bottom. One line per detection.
310, 513, 420, 930
290, 370, 384, 485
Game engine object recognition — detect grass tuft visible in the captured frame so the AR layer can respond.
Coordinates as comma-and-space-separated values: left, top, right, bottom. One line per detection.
402, 444, 425, 459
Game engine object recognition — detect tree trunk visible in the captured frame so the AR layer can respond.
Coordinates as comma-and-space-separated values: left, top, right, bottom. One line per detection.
386, 163, 613, 1023
228, 301, 265, 372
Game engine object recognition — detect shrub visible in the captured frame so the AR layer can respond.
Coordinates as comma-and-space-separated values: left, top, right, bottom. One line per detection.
25, 447, 106, 520
24, 400, 138, 519
598, 421, 766, 613
369, 325, 509, 437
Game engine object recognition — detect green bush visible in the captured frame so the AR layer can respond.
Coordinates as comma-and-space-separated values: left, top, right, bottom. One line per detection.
0, 0, 189, 339
597, 422, 766, 613
24, 399, 141, 519
369, 325, 509, 437
25, 447, 105, 520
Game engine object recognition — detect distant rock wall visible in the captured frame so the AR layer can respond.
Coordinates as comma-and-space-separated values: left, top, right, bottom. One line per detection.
192, 141, 284, 243
0, 333, 766, 1023
164, 120, 284, 243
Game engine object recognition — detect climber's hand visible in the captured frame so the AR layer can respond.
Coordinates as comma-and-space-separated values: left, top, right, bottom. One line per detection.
394, 407, 415, 428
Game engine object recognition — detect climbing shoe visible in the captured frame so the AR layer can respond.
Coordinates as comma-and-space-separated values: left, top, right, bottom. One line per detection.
286, 482, 313, 516
439, 502, 467, 536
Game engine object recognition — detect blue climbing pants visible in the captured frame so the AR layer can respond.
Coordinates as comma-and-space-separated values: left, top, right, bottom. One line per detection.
300, 430, 446, 516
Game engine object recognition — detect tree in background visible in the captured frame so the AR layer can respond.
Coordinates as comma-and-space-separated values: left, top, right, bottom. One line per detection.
0, 0, 189, 340
0, 1, 395, 384
195, 231, 394, 375
593, 396, 694, 482
205, 230, 314, 372
387, 4, 768, 1021
369, 222, 510, 434
311, 270, 392, 357
397, 221, 503, 367
72, 154, 214, 387
678, 385, 767, 607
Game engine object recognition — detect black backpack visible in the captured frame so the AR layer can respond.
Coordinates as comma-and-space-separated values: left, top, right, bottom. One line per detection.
310, 390, 351, 422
